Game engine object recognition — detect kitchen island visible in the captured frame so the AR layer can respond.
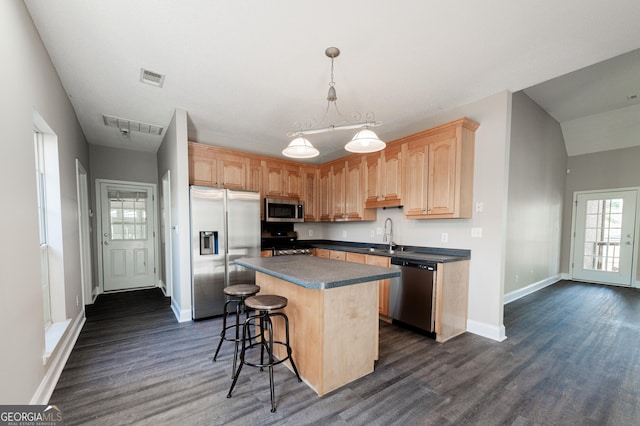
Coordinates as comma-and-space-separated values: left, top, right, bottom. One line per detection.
234, 255, 400, 396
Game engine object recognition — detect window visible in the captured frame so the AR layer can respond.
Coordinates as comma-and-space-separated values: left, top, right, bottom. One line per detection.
34, 130, 52, 328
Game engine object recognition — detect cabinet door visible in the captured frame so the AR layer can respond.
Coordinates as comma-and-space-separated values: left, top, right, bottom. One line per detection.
218, 154, 246, 190
427, 137, 457, 216
302, 166, 318, 222
283, 164, 302, 199
366, 255, 391, 316
403, 141, 429, 217
381, 144, 402, 204
345, 252, 366, 264
329, 250, 346, 261
318, 165, 332, 221
365, 152, 381, 206
264, 161, 285, 197
314, 248, 331, 258
190, 155, 217, 186
246, 158, 264, 219
332, 162, 346, 220
345, 157, 363, 219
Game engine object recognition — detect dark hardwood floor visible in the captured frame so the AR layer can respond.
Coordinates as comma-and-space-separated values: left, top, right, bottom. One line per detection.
50, 280, 640, 425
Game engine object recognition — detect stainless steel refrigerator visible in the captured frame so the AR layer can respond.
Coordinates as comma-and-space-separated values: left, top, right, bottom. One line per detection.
189, 186, 260, 319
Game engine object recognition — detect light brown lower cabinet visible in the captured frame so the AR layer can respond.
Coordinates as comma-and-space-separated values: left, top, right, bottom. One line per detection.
317, 249, 470, 341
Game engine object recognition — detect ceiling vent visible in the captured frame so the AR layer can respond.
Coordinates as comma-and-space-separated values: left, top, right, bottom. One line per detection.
103, 115, 164, 136
140, 68, 165, 87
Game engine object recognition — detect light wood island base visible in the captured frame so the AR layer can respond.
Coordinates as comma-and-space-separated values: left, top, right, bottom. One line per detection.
255, 271, 379, 396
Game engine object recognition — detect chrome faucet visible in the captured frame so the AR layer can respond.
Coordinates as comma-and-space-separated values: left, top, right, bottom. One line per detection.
383, 217, 395, 252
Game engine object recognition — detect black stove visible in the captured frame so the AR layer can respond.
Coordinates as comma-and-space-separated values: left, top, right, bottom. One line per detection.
261, 226, 312, 256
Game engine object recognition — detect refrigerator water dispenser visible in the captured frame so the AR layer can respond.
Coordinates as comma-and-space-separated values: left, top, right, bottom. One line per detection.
199, 231, 218, 255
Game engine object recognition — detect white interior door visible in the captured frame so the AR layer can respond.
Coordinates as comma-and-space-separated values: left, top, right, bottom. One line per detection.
100, 182, 156, 291
572, 190, 637, 286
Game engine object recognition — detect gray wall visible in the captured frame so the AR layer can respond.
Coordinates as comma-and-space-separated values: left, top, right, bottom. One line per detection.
1, 0, 89, 403
561, 145, 640, 280
504, 92, 567, 295
157, 109, 191, 321
89, 144, 158, 184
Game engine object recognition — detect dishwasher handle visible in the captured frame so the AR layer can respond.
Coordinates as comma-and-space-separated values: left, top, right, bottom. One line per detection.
390, 258, 436, 271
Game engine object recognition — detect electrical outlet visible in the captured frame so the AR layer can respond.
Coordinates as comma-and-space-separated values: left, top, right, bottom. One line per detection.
370, 230, 375, 238
471, 228, 482, 238
376, 227, 383, 235
308, 229, 314, 237
342, 230, 347, 238
475, 202, 484, 213
441, 233, 448, 243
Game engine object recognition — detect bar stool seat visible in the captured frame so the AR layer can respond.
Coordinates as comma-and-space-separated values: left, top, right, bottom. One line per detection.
213, 284, 260, 377
227, 294, 301, 412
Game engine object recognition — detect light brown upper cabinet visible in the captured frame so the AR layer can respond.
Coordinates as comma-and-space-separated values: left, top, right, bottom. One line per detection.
263, 159, 302, 199
188, 143, 246, 190
365, 143, 402, 208
402, 117, 479, 219
318, 164, 333, 222
331, 160, 346, 221
301, 166, 318, 222
346, 156, 376, 221
187, 116, 477, 222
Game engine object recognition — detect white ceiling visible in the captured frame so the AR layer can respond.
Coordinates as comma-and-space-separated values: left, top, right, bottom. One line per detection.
24, 0, 640, 163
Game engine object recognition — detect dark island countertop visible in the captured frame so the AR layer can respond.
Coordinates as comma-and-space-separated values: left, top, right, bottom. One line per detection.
235, 256, 400, 290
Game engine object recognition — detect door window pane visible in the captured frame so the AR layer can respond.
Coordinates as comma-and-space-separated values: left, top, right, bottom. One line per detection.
108, 189, 148, 240
583, 198, 622, 272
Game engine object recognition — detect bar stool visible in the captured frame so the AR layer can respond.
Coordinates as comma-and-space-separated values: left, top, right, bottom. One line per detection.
227, 294, 302, 413
213, 284, 260, 377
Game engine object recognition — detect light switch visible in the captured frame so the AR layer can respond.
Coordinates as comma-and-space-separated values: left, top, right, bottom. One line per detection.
441, 233, 448, 243
475, 202, 484, 213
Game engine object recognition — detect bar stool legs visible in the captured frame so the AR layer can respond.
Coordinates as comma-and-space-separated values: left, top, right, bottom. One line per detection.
212, 284, 260, 378
227, 295, 301, 413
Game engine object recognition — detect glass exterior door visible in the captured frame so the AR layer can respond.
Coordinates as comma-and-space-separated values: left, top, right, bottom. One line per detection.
572, 190, 637, 286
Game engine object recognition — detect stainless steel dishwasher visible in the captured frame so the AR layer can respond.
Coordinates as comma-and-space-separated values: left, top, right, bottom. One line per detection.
388, 258, 437, 336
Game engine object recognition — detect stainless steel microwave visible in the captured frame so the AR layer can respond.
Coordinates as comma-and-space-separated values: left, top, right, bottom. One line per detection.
264, 198, 304, 222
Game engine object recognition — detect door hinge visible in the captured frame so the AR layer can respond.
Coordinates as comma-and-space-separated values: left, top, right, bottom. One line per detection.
154, 267, 156, 273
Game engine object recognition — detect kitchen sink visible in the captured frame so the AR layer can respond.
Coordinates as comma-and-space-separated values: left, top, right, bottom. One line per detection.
367, 247, 403, 255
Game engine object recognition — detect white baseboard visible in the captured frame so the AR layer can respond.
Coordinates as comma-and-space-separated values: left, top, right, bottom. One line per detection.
504, 274, 562, 305
31, 309, 86, 404
466, 319, 507, 342
171, 298, 192, 322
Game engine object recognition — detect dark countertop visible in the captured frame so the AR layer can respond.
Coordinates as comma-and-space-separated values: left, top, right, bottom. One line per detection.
235, 256, 400, 290
306, 240, 471, 264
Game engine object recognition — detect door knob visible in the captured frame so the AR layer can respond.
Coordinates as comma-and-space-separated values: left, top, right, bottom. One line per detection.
104, 241, 109, 245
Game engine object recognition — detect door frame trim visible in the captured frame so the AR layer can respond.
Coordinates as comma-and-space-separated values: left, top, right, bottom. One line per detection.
95, 178, 159, 294
569, 186, 640, 288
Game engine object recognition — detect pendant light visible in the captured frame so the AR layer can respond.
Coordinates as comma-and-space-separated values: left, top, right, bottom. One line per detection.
283, 47, 384, 158
282, 136, 320, 158
344, 128, 386, 153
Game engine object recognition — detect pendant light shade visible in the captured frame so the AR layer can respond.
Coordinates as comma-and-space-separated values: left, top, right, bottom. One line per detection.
282, 136, 320, 158
344, 128, 386, 153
